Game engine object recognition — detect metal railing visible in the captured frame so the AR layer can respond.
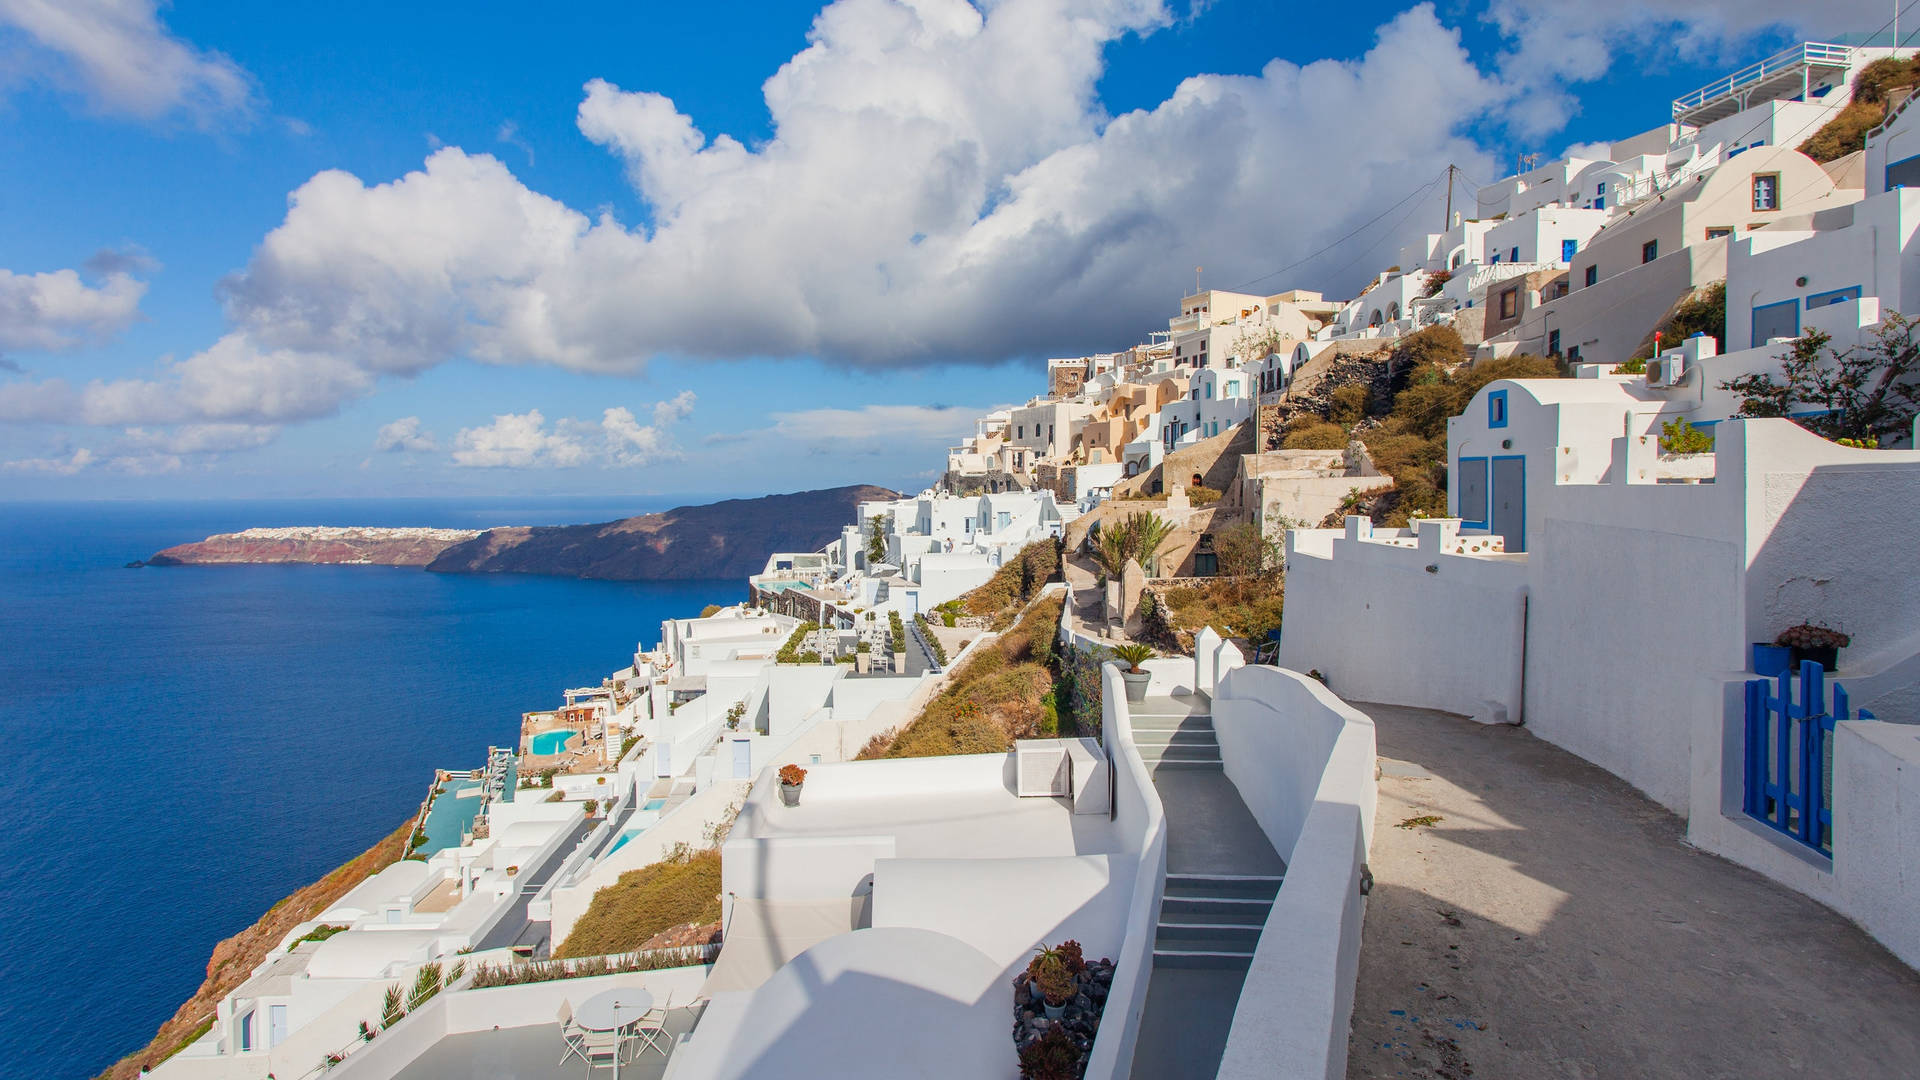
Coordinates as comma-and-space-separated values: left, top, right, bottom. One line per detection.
1671, 42, 1851, 118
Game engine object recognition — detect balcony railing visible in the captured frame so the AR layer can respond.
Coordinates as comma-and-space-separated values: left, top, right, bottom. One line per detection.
1671, 42, 1851, 119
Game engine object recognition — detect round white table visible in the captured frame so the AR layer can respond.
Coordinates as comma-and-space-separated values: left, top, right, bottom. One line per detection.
571, 988, 654, 1079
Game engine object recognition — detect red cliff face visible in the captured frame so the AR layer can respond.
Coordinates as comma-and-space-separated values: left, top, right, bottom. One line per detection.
148, 527, 481, 567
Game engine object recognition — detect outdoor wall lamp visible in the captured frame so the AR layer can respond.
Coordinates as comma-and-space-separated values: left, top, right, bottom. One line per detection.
1425, 564, 1439, 574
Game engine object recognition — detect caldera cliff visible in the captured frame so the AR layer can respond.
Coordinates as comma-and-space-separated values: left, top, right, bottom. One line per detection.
425, 484, 901, 580
145, 485, 902, 581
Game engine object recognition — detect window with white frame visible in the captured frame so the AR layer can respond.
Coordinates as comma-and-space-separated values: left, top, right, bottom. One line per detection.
1753, 174, 1779, 211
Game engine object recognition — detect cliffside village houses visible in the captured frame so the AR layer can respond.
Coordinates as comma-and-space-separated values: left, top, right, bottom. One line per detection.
152, 35, 1920, 1080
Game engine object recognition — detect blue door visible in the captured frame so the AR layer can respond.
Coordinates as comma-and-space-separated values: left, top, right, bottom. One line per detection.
732, 738, 752, 779
1561, 238, 1578, 262
1491, 455, 1526, 552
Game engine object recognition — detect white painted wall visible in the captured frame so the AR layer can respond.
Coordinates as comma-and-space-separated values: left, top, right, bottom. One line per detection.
1082, 663, 1166, 1080
1279, 519, 1528, 724
871, 854, 1129, 971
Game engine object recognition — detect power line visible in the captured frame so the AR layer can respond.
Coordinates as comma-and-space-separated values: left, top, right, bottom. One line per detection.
1226, 165, 1449, 293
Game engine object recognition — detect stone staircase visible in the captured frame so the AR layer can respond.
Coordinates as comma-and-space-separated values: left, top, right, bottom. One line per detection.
1155, 872, 1283, 968
1130, 708, 1223, 769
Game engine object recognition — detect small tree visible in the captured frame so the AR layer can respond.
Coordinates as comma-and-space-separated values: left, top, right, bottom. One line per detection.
866, 514, 890, 565
1658, 417, 1714, 454
1090, 512, 1176, 578
1211, 521, 1282, 578
1720, 313, 1920, 443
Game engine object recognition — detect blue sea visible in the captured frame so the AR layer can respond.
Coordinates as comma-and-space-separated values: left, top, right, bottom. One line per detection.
0, 499, 741, 1079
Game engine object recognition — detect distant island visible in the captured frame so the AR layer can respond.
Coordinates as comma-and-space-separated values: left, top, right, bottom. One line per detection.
146, 525, 481, 567
143, 485, 901, 581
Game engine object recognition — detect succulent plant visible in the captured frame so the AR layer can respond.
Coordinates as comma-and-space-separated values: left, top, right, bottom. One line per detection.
1775, 623, 1851, 650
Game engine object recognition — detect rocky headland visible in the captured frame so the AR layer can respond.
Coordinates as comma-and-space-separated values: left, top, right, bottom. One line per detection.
147, 526, 480, 567
144, 485, 901, 581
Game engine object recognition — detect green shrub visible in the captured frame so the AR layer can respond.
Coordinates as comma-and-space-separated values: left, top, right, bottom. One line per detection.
1632, 282, 1727, 359
1283, 421, 1348, 450
775, 621, 822, 664
698, 604, 722, 618
289, 924, 349, 951
1389, 325, 1467, 369
1659, 417, 1714, 454
1185, 484, 1223, 505
1328, 382, 1371, 426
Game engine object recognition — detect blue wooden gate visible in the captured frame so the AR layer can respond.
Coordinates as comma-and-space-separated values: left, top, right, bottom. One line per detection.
1743, 661, 1871, 856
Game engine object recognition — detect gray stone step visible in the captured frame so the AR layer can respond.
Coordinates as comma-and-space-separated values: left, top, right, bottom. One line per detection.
1166, 873, 1284, 901
1132, 728, 1218, 744
1136, 743, 1222, 761
1144, 753, 1221, 768
1160, 896, 1271, 924
1130, 714, 1213, 731
1151, 948, 1255, 970
1156, 922, 1265, 952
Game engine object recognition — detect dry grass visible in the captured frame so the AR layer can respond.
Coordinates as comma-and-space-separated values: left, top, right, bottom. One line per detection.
874, 594, 1066, 758
554, 847, 722, 959
1160, 577, 1285, 647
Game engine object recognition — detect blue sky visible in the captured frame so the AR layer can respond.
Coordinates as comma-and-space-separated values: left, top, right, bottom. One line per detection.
0, 0, 1876, 502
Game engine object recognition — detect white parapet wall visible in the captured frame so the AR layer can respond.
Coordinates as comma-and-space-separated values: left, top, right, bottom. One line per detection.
1279, 517, 1527, 725
1210, 655, 1378, 1080
1082, 662, 1167, 1080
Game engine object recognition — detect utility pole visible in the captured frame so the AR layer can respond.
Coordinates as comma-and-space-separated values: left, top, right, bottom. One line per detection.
1443, 164, 1455, 232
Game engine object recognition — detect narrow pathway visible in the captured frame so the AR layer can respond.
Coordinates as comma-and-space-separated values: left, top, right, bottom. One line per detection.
1349, 702, 1920, 1080
472, 816, 595, 955
1129, 695, 1285, 1080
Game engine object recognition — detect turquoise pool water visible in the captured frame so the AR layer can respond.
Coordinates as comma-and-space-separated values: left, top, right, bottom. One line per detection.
529, 729, 575, 755
605, 801, 669, 854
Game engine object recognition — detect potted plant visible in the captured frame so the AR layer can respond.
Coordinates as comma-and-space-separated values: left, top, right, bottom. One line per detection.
1108, 643, 1155, 703
1776, 623, 1850, 672
1750, 641, 1791, 678
855, 641, 871, 674
1032, 954, 1073, 1020
778, 763, 808, 807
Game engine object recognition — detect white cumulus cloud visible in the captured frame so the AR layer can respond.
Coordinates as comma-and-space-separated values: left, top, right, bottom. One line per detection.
0, 265, 146, 353
451, 409, 590, 469
4, 0, 1861, 439
373, 416, 436, 452
0, 0, 256, 126
121, 0, 1507, 413
449, 394, 693, 469
2, 446, 93, 474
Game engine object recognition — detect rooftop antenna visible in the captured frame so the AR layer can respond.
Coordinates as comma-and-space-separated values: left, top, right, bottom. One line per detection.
1194, 266, 1203, 296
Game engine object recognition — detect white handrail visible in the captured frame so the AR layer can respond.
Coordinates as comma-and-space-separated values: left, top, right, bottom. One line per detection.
1671, 42, 1851, 117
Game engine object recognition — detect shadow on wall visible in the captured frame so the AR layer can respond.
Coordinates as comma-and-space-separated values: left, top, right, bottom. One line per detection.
688, 927, 1008, 1080
1346, 705, 1920, 1080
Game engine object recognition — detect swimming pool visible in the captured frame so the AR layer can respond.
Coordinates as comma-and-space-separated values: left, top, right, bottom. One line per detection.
606, 801, 669, 854
529, 729, 576, 756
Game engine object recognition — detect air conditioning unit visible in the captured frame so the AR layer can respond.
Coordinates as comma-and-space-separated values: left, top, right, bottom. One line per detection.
1015, 740, 1070, 796
1646, 352, 1687, 388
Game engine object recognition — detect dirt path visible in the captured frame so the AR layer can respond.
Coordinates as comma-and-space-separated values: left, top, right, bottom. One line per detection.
1348, 702, 1920, 1080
